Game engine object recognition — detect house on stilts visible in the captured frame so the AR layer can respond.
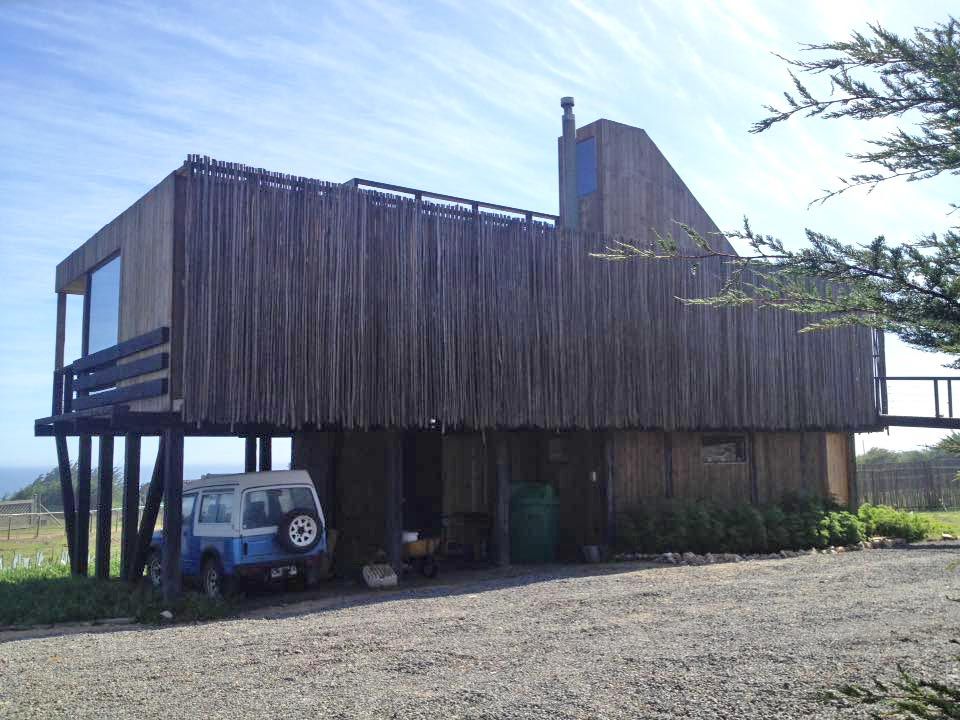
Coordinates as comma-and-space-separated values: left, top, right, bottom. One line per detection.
36, 98, 890, 595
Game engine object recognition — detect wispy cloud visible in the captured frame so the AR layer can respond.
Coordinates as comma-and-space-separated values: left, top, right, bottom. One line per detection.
1, 0, 956, 463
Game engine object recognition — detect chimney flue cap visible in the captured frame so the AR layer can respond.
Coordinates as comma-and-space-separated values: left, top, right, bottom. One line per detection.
561, 96, 575, 111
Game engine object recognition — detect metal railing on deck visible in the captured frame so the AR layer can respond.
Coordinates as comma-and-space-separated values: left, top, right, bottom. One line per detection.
344, 178, 558, 224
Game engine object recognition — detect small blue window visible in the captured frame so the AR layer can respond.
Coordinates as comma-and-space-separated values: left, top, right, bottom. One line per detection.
576, 137, 597, 196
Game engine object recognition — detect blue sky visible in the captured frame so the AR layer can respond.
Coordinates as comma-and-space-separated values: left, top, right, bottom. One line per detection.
1, 0, 957, 478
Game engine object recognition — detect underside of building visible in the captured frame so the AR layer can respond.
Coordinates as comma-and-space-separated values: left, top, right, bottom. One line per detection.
36, 99, 886, 592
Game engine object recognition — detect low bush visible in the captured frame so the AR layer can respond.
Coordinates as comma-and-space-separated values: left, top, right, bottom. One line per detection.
615, 495, 892, 556
857, 503, 934, 543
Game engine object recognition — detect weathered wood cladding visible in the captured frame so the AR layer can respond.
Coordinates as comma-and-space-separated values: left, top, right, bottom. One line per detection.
55, 173, 177, 412
576, 119, 736, 254
611, 430, 851, 509
180, 156, 877, 432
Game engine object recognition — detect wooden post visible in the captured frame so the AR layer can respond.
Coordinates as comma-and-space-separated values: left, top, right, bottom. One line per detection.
76, 435, 92, 576
120, 434, 141, 581
131, 438, 165, 582
847, 433, 859, 510
663, 432, 674, 499
53, 293, 67, 415
244, 436, 257, 472
162, 428, 184, 600
291, 431, 337, 525
258, 436, 272, 471
494, 434, 511, 566
54, 433, 77, 573
95, 435, 114, 579
748, 432, 760, 505
384, 432, 403, 572
603, 432, 616, 549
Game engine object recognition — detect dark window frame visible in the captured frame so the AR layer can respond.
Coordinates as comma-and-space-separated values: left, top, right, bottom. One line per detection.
701, 434, 748, 465
81, 251, 121, 358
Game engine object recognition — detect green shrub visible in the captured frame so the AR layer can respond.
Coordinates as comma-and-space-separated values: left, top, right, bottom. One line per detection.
684, 502, 722, 554
857, 503, 934, 542
821, 511, 865, 546
762, 505, 791, 551
723, 505, 768, 554
614, 496, 889, 556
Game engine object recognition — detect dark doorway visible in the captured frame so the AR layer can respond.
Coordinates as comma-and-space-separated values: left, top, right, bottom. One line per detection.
403, 431, 443, 537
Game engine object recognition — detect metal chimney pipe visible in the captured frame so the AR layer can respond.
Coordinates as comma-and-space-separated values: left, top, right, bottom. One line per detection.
559, 96, 579, 229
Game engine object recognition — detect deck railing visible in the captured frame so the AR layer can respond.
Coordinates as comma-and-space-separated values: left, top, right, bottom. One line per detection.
876, 375, 960, 428
344, 177, 558, 224
51, 327, 169, 416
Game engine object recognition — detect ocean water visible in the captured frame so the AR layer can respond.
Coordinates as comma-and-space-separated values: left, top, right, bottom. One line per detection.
0, 464, 256, 499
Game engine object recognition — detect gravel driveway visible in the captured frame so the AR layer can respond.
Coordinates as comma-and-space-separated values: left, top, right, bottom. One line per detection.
1, 546, 958, 719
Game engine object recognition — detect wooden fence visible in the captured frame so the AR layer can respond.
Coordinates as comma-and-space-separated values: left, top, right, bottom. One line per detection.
857, 459, 960, 509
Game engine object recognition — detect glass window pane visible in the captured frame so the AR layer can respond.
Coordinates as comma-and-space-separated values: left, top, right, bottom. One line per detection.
242, 487, 315, 530
87, 256, 121, 354
576, 137, 597, 196
218, 493, 233, 523
199, 492, 233, 524
182, 495, 196, 521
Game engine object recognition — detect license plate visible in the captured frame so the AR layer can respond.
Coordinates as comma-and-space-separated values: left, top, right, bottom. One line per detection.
270, 565, 297, 579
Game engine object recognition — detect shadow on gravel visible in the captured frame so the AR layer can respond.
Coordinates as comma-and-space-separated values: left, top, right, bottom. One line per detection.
6, 543, 958, 642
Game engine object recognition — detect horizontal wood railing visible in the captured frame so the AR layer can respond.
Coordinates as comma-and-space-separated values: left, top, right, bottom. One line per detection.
53, 327, 169, 416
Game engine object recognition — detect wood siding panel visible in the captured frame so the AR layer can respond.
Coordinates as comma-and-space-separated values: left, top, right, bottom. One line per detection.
56, 173, 176, 412
670, 432, 752, 505
825, 432, 851, 506
753, 432, 829, 503
335, 431, 390, 570
441, 434, 489, 515
576, 119, 735, 254
179, 157, 878, 432
612, 430, 667, 506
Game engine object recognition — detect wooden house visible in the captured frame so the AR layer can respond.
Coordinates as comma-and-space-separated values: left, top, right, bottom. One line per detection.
35, 99, 883, 594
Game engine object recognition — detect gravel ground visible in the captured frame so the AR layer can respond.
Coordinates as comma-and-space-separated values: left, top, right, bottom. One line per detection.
1, 546, 959, 719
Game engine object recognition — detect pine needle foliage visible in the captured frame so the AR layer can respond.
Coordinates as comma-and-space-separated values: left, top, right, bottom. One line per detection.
595, 17, 960, 364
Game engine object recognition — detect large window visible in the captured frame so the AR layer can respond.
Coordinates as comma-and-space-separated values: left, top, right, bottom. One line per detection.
242, 487, 316, 530
86, 255, 121, 354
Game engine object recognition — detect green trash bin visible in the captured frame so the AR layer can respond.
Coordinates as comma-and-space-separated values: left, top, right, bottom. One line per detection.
509, 483, 560, 563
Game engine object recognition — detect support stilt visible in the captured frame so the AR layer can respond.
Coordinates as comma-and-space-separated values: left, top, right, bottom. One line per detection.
120, 434, 141, 581
258, 436, 272, 471
54, 433, 77, 573
494, 434, 511, 566
95, 435, 114, 579
131, 438, 165, 582
244, 436, 257, 472
76, 435, 92, 576
161, 428, 184, 601
384, 432, 403, 572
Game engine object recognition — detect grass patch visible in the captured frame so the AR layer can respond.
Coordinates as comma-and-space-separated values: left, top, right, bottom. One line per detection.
0, 564, 233, 627
917, 510, 960, 537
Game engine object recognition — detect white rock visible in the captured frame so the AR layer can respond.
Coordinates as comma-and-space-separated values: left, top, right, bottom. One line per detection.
160, 610, 174, 621
943, 533, 956, 541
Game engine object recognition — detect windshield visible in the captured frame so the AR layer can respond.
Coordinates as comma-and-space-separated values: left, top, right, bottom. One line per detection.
242, 486, 317, 530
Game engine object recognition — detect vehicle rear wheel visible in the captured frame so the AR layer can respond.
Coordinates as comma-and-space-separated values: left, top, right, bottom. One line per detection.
146, 550, 163, 590
201, 556, 225, 599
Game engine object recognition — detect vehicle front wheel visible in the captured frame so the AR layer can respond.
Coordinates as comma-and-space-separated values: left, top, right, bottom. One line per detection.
146, 550, 163, 590
201, 556, 226, 599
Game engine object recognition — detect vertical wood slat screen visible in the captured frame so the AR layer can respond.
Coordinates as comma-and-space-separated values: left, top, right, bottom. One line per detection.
181, 156, 878, 432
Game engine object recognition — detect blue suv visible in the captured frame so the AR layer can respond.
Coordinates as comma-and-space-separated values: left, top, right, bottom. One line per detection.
146, 470, 328, 597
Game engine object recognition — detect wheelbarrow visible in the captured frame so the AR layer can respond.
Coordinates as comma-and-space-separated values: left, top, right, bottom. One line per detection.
402, 536, 440, 578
